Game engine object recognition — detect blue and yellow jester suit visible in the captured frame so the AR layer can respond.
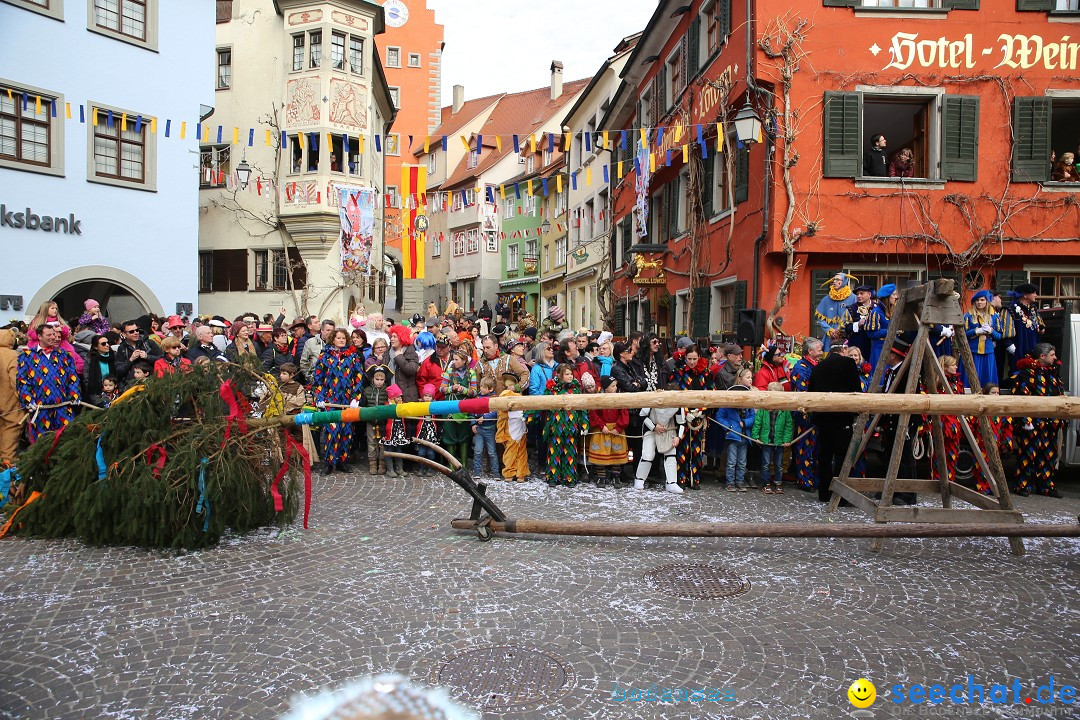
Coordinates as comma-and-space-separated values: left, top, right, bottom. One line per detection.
16, 345, 81, 443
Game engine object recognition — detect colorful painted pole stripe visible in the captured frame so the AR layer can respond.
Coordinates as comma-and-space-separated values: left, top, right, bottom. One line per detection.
290, 398, 492, 427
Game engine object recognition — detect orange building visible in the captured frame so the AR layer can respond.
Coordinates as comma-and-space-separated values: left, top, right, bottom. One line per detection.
603, 0, 1080, 348
376, 0, 443, 315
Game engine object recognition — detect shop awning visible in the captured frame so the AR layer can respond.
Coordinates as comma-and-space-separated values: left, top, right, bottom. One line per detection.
451, 273, 479, 282
564, 267, 597, 284
499, 276, 538, 288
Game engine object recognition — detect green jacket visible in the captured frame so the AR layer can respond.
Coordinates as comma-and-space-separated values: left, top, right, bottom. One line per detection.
750, 408, 793, 445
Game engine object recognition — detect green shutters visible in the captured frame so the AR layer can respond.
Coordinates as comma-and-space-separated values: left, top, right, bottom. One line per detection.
691, 289, 711, 337
941, 95, 979, 182
733, 280, 747, 314
664, 182, 679, 240
687, 16, 701, 79
823, 91, 862, 178
734, 145, 749, 204
994, 270, 1030, 296
1016, 0, 1053, 10
702, 152, 715, 218
719, 0, 732, 39
614, 303, 626, 335
656, 65, 667, 116
1012, 97, 1052, 182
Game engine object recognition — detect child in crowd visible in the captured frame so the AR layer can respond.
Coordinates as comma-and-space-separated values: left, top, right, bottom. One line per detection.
972, 382, 1010, 494
587, 376, 629, 487
734, 367, 754, 389
277, 363, 307, 415
634, 382, 685, 494
96, 375, 120, 408
131, 360, 152, 384
594, 341, 614, 378
544, 363, 585, 487
381, 384, 409, 477
441, 349, 477, 468
362, 364, 390, 475
414, 384, 440, 475
716, 384, 755, 491
471, 376, 500, 478
751, 381, 793, 494
496, 371, 529, 482
934, 355, 966, 485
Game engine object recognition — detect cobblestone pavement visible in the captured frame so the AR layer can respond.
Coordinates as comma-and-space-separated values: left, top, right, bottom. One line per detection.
1, 463, 1077, 720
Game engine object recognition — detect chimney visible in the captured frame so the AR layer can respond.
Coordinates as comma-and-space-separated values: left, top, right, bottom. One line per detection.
550, 60, 563, 100
452, 84, 464, 114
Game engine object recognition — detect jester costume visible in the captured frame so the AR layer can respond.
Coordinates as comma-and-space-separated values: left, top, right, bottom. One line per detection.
1009, 297, 1043, 373
311, 345, 363, 467
841, 296, 875, 361
852, 360, 874, 479
971, 415, 1011, 495
1011, 357, 1064, 495
669, 355, 714, 489
544, 377, 585, 486
789, 356, 818, 489
815, 274, 857, 351
16, 344, 81, 443
931, 372, 966, 485
866, 296, 892, 375
964, 292, 1002, 387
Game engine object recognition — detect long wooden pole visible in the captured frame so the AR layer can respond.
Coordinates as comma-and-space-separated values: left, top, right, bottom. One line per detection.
449, 518, 1080, 538
477, 390, 1080, 418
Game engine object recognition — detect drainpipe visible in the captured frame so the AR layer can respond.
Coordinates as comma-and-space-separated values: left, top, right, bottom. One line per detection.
746, 0, 772, 310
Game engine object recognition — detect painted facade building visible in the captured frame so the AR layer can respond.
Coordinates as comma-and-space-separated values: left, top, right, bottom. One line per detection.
603, 0, 1080, 345
198, 0, 395, 323
561, 35, 638, 333
375, 0, 443, 316
2, 0, 214, 322
417, 67, 587, 315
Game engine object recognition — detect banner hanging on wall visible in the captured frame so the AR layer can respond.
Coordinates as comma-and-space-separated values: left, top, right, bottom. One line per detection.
337, 186, 376, 275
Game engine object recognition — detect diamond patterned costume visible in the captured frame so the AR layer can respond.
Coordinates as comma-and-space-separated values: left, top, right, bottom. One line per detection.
311, 346, 363, 466
16, 345, 81, 443
1011, 357, 1064, 495
789, 357, 818, 489
544, 378, 584, 486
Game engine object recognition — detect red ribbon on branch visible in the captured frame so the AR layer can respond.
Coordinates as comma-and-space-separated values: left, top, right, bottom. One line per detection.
272, 431, 312, 529
43, 426, 66, 466
144, 444, 167, 479
219, 381, 248, 442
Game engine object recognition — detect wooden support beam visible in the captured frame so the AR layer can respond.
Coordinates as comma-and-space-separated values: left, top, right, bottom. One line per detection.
841, 478, 942, 493
875, 507, 1024, 524
449, 518, 1080, 538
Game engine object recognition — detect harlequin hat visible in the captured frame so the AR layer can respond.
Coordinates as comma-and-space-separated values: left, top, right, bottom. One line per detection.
971, 290, 993, 303
819, 272, 859, 287
877, 283, 897, 299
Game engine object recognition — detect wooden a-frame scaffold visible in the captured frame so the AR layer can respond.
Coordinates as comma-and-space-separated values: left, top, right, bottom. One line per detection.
826, 279, 1026, 555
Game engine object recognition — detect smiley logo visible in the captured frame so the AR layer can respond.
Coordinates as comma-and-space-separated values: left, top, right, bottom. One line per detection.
848, 678, 876, 708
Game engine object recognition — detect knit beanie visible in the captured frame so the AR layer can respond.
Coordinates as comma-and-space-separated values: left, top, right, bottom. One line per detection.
386, 384, 403, 399
84, 299, 100, 311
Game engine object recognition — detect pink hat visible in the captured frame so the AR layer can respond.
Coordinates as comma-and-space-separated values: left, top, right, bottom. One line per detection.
386, 384, 403, 399
421, 383, 436, 396
549, 306, 565, 321
167, 315, 185, 329
84, 299, 100, 310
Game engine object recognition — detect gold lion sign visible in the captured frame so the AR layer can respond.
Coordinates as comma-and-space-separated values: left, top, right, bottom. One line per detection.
632, 254, 667, 286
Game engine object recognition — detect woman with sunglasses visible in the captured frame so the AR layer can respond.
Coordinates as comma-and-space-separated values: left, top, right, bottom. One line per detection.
84, 334, 117, 400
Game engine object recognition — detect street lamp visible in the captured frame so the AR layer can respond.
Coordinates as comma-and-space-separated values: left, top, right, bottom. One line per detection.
236, 153, 252, 190
734, 100, 763, 145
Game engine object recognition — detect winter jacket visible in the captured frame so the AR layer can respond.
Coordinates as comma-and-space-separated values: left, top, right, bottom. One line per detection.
528, 360, 556, 397
114, 338, 163, 381
477, 352, 530, 393
716, 360, 745, 390
417, 353, 451, 400
753, 361, 791, 391
261, 344, 294, 378
715, 406, 756, 443
0, 328, 22, 427
610, 359, 645, 394
299, 334, 326, 381
187, 342, 227, 363
594, 354, 613, 378
154, 355, 192, 378
83, 350, 117, 400
362, 383, 388, 408
391, 345, 421, 402
750, 408, 793, 445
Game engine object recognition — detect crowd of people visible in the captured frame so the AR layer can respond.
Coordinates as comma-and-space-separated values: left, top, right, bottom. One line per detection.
0, 283, 1068, 501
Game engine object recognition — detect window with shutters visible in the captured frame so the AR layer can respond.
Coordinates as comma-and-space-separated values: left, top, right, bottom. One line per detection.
710, 282, 736, 335
825, 0, 981, 6
1013, 96, 1080, 183
211, 249, 248, 292
198, 252, 213, 293
703, 148, 733, 219
858, 0, 943, 6
666, 45, 683, 110
823, 90, 979, 182
677, 291, 691, 335
702, 0, 731, 57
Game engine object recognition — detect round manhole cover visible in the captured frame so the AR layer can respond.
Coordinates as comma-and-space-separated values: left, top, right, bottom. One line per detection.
643, 563, 751, 600
436, 645, 574, 711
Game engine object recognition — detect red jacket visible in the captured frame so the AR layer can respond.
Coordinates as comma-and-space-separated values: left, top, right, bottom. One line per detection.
416, 353, 451, 400
753, 361, 790, 391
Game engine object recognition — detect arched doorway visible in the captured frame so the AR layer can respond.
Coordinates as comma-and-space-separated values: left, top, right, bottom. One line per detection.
52, 281, 146, 325
28, 266, 163, 325
382, 255, 403, 313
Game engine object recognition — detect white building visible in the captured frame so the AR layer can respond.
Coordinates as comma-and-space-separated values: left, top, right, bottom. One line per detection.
198, 0, 396, 324
1, 0, 214, 323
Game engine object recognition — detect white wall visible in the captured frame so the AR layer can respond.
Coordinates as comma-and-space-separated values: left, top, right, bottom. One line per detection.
0, 1, 214, 320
